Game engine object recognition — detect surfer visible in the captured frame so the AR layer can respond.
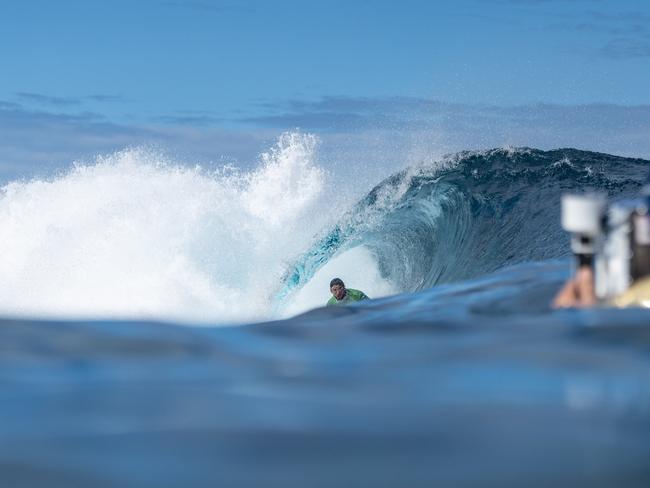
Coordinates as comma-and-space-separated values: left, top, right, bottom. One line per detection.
553, 187, 650, 308
553, 266, 650, 308
553, 265, 650, 308
327, 278, 369, 306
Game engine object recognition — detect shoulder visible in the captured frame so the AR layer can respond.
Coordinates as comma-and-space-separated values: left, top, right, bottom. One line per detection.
326, 296, 337, 306
348, 289, 369, 300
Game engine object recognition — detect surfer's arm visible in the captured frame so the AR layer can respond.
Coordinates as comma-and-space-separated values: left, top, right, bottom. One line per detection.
552, 267, 596, 308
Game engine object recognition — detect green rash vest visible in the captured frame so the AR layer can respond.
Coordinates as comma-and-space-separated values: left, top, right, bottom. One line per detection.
326, 288, 369, 306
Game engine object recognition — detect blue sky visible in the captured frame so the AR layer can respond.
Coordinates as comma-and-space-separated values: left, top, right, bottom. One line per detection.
1, 0, 650, 181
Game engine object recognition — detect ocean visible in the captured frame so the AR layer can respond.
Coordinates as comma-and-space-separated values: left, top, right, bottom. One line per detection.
1, 134, 650, 486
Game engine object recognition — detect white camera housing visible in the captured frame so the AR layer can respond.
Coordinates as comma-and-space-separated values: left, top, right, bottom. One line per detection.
561, 194, 606, 256
561, 194, 606, 235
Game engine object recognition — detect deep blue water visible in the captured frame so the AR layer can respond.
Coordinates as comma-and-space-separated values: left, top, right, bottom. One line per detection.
3, 148, 650, 487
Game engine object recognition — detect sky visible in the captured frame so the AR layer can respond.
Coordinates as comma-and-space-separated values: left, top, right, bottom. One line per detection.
1, 0, 650, 182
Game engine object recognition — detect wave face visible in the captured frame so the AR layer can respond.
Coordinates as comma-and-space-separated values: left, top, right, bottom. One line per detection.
277, 148, 649, 313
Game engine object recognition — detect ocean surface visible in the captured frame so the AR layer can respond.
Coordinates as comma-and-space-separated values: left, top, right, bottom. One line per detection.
2, 138, 650, 486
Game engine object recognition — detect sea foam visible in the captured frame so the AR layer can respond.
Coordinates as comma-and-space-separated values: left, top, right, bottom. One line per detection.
0, 132, 382, 323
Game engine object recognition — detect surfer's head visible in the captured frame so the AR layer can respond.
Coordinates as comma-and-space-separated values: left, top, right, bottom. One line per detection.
330, 278, 346, 300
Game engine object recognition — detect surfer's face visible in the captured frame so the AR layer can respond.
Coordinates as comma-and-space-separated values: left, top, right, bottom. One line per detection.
331, 284, 346, 300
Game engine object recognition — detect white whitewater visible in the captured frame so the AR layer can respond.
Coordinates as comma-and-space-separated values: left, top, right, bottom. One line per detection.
0, 132, 393, 324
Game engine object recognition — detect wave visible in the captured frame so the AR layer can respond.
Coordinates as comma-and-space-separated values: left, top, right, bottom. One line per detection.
276, 148, 649, 314
2, 133, 648, 323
